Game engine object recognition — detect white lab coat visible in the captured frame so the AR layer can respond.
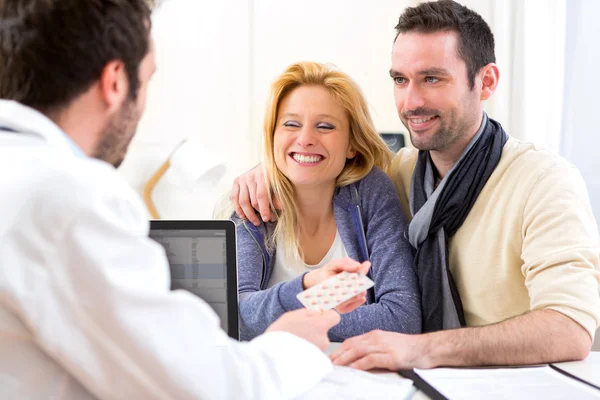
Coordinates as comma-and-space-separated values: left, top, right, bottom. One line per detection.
0, 100, 332, 400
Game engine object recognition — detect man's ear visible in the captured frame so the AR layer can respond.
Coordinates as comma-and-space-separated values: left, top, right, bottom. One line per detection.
479, 63, 499, 101
99, 60, 129, 114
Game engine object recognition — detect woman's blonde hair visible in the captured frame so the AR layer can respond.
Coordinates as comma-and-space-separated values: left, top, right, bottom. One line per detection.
264, 61, 392, 263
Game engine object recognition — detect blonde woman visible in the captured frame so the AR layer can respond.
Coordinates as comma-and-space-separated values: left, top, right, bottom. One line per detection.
234, 62, 421, 341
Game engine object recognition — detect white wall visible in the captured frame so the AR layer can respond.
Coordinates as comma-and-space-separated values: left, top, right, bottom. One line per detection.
250, 0, 416, 153
119, 0, 252, 219
119, 0, 417, 219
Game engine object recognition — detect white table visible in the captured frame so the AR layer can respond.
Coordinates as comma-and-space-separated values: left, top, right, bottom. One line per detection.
326, 344, 599, 399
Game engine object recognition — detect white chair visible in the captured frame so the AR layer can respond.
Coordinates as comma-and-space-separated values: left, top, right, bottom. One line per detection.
143, 139, 226, 219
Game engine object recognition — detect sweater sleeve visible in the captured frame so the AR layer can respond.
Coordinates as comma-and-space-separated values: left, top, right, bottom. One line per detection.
235, 220, 306, 340
329, 168, 422, 341
521, 162, 600, 339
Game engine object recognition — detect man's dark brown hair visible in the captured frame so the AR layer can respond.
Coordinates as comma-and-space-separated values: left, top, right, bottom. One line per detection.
0, 0, 153, 114
395, 0, 495, 89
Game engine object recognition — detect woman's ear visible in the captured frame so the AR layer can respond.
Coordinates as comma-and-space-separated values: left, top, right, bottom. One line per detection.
346, 146, 357, 159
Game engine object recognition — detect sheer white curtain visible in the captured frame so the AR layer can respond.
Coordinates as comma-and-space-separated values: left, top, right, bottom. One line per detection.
560, 0, 600, 351
459, 0, 566, 153
561, 0, 600, 221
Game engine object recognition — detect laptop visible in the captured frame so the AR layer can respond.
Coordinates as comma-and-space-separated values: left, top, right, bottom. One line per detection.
149, 220, 239, 340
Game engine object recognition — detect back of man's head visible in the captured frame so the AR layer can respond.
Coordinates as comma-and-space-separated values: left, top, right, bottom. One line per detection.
395, 0, 495, 90
0, 0, 153, 115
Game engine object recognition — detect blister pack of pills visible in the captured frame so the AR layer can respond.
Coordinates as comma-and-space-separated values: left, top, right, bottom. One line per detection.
296, 271, 374, 311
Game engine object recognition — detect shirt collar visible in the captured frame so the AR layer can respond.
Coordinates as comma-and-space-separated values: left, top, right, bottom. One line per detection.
60, 129, 86, 157
0, 100, 86, 158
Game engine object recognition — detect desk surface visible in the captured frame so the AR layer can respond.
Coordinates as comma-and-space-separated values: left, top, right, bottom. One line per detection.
326, 343, 599, 399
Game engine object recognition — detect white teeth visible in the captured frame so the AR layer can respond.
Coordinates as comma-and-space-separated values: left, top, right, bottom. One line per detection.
412, 116, 434, 123
292, 153, 322, 163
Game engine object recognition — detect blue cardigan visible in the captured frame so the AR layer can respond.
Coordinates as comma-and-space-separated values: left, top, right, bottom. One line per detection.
234, 167, 422, 341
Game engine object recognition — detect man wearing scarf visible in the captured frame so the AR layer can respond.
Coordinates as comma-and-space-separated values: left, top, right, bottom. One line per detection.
234, 0, 600, 369
329, 0, 600, 370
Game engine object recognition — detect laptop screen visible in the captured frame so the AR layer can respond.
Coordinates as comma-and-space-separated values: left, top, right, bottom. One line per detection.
149, 221, 238, 339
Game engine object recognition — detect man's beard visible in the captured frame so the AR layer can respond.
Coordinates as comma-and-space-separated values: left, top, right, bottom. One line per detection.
401, 87, 481, 153
93, 100, 140, 168
401, 107, 463, 152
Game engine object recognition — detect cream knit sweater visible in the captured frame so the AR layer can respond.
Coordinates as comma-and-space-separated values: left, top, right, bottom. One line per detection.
389, 136, 600, 338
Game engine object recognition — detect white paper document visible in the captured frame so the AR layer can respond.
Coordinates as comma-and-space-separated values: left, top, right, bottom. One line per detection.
552, 352, 600, 389
296, 366, 415, 400
415, 366, 600, 400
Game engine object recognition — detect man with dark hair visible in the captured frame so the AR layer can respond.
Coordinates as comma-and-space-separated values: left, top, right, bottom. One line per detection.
0, 1, 352, 398
231, 0, 600, 369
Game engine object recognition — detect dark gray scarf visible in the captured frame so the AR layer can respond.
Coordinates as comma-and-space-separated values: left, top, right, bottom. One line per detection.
408, 113, 508, 332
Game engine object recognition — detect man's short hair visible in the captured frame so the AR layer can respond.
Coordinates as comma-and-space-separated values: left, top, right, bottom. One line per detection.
394, 0, 495, 90
0, 0, 153, 113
